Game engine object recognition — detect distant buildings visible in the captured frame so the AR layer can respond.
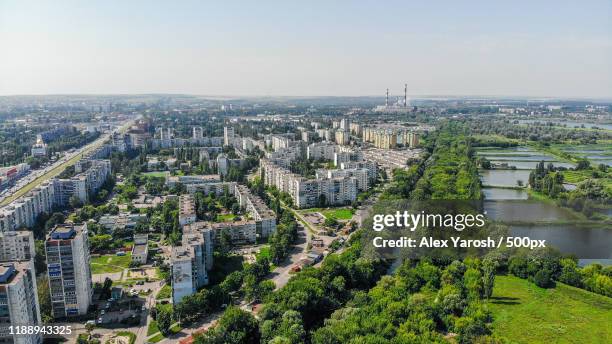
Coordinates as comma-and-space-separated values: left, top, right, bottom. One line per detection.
223, 126, 235, 146
31, 135, 47, 157
261, 158, 360, 208
166, 174, 221, 188
192, 126, 204, 140
0, 164, 30, 191
54, 159, 111, 205
307, 142, 338, 161
45, 223, 92, 318
0, 260, 42, 344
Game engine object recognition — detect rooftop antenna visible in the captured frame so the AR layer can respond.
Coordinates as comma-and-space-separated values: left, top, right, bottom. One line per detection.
385, 88, 389, 107
404, 83, 408, 107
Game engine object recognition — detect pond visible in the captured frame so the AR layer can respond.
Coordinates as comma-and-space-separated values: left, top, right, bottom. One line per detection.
509, 224, 612, 260
517, 120, 612, 131
484, 200, 580, 222
480, 170, 531, 187
482, 188, 528, 200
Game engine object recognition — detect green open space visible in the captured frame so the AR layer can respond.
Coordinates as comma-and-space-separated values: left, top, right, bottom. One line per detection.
142, 171, 169, 177
90, 253, 132, 274
156, 284, 172, 300
322, 208, 354, 220
147, 320, 160, 336
113, 331, 136, 344
215, 213, 237, 222
148, 333, 164, 343
488, 275, 612, 343
299, 207, 354, 220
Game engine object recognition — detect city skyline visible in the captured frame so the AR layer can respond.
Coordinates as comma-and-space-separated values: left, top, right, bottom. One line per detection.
0, 0, 611, 98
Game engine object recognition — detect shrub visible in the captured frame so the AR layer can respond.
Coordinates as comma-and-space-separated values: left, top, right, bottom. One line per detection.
533, 269, 555, 288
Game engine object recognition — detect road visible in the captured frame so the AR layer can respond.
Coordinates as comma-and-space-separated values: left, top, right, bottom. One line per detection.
0, 117, 136, 206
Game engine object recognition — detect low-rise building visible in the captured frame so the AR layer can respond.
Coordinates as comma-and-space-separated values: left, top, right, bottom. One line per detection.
131, 234, 148, 264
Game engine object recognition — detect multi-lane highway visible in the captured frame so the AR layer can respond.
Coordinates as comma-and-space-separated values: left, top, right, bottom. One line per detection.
0, 118, 135, 207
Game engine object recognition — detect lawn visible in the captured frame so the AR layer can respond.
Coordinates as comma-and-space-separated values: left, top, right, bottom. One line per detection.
156, 284, 172, 300
148, 333, 164, 343
90, 253, 132, 274
256, 246, 271, 260
143, 171, 169, 177
216, 213, 237, 222
114, 331, 136, 344
322, 208, 354, 221
488, 275, 612, 343
147, 320, 160, 336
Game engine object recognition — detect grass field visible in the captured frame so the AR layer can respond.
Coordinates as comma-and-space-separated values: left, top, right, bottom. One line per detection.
322, 208, 354, 220
147, 320, 160, 336
156, 284, 172, 300
488, 275, 612, 343
142, 171, 169, 177
216, 213, 237, 222
114, 331, 136, 344
90, 253, 132, 274
300, 207, 354, 220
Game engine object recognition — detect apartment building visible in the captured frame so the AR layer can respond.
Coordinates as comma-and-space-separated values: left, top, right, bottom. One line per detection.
171, 247, 197, 304
179, 194, 197, 226
171, 224, 214, 304
185, 182, 236, 196
340, 160, 378, 181
0, 231, 35, 262
54, 160, 111, 205
0, 261, 42, 344
233, 185, 276, 238
209, 220, 257, 244
333, 151, 363, 167
293, 176, 358, 208
316, 168, 370, 191
0, 180, 55, 232
271, 135, 293, 151
223, 126, 235, 146
192, 126, 204, 140
334, 130, 350, 145
262, 158, 359, 208
307, 142, 338, 161
45, 224, 92, 318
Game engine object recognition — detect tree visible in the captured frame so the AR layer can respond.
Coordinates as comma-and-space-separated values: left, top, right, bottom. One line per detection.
69, 195, 83, 209
195, 307, 260, 344
533, 269, 554, 288
463, 268, 483, 300
37, 275, 53, 323
156, 307, 173, 335
482, 258, 497, 299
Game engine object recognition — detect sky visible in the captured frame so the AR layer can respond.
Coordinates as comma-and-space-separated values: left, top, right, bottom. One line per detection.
0, 0, 611, 98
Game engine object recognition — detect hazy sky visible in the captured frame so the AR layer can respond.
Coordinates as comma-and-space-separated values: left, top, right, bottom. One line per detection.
1, 0, 611, 98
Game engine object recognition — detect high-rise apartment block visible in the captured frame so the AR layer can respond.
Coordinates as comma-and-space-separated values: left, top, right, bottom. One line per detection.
0, 261, 42, 344
0, 231, 35, 262
45, 224, 92, 318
